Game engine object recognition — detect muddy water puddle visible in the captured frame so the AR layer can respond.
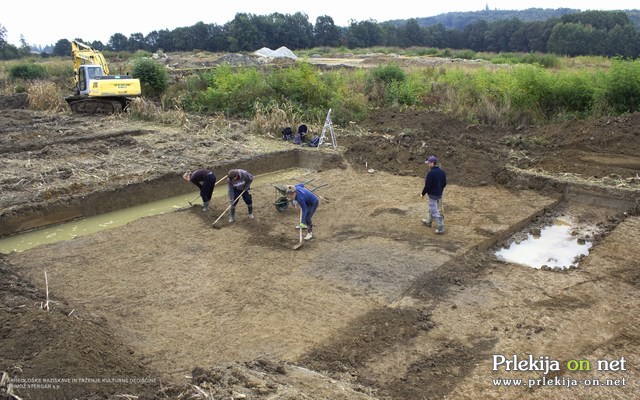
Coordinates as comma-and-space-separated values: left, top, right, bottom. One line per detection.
0, 168, 310, 253
495, 218, 594, 269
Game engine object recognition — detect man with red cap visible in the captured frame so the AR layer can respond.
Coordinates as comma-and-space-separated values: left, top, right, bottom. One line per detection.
420, 155, 447, 234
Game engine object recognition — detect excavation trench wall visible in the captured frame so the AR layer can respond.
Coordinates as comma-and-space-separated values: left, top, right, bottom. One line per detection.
472, 166, 640, 251
0, 149, 345, 237
500, 166, 640, 212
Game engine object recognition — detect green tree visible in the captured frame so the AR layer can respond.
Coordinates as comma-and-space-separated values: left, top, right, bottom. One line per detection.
606, 25, 639, 58
171, 27, 193, 52
108, 33, 128, 51
379, 22, 401, 47
52, 39, 71, 57
0, 23, 6, 48
284, 12, 314, 49
127, 32, 145, 52
561, 10, 631, 31
90, 41, 105, 51
522, 20, 558, 53
401, 19, 424, 47
484, 18, 523, 52
346, 20, 382, 49
205, 24, 229, 52
425, 24, 447, 48
444, 28, 466, 49
145, 29, 174, 52
226, 13, 263, 52
547, 22, 590, 56
0, 23, 20, 60
18, 35, 31, 56
189, 21, 211, 51
463, 20, 488, 51
314, 15, 341, 47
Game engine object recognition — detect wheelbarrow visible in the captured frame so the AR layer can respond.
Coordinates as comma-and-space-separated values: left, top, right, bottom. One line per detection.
273, 180, 328, 212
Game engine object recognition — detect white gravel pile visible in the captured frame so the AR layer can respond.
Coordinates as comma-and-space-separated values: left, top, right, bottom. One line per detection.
254, 47, 298, 60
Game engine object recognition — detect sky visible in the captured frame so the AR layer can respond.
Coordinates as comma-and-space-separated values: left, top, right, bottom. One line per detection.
3, 0, 639, 47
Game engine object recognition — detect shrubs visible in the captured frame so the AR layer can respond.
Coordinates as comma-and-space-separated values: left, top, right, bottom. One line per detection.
5, 49, 640, 127
9, 63, 47, 80
603, 58, 640, 114
131, 58, 168, 98
200, 64, 273, 117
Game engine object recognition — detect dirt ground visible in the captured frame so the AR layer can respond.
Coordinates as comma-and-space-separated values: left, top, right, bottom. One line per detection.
0, 91, 639, 400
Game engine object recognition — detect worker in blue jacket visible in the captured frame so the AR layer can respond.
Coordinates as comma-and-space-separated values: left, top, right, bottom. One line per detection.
286, 183, 319, 240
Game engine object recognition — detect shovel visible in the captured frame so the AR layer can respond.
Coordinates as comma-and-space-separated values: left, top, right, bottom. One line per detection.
293, 208, 304, 250
212, 189, 246, 229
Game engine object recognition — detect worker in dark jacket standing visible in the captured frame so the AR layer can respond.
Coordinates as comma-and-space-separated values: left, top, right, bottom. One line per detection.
420, 155, 447, 234
183, 169, 216, 212
286, 183, 319, 240
227, 169, 254, 223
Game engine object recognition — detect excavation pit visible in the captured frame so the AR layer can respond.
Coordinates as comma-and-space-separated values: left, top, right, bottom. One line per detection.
5, 165, 562, 382
1, 105, 638, 400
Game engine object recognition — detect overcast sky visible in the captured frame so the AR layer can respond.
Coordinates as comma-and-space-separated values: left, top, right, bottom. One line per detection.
3, 0, 638, 47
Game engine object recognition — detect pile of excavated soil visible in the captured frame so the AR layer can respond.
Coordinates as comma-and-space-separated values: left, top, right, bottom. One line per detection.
343, 108, 640, 187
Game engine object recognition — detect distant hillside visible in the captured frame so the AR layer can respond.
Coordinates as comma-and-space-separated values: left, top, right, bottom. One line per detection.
387, 8, 640, 30
627, 10, 640, 27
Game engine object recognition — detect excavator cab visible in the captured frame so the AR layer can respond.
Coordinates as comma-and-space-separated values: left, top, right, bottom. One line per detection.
77, 65, 104, 94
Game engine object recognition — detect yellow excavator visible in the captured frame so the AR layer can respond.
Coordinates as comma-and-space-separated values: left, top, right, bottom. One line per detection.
65, 41, 141, 113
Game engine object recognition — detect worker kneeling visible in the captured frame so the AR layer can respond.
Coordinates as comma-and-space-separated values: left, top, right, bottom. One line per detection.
286, 184, 319, 240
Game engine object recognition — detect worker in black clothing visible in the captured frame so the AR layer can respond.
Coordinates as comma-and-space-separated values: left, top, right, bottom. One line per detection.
183, 169, 216, 212
420, 156, 447, 234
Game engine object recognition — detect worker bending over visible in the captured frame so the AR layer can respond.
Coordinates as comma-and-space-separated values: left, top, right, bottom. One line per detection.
286, 183, 319, 241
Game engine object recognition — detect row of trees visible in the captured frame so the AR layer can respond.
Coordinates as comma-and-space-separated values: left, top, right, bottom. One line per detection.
0, 25, 31, 59
2, 10, 640, 60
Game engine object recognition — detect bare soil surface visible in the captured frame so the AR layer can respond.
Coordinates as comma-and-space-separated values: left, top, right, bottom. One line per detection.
1, 95, 639, 400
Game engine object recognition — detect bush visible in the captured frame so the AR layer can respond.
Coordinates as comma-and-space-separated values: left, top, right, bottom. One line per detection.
9, 63, 47, 80
604, 58, 640, 114
131, 58, 168, 98
366, 64, 407, 106
201, 65, 273, 117
266, 62, 334, 116
451, 49, 477, 60
370, 63, 406, 85
520, 53, 560, 68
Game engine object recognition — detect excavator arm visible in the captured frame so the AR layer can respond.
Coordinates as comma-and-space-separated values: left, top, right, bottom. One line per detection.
71, 41, 110, 81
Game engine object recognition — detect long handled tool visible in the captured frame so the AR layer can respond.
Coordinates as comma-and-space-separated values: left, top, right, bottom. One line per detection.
187, 194, 200, 206
212, 189, 246, 229
293, 208, 304, 250
188, 175, 228, 206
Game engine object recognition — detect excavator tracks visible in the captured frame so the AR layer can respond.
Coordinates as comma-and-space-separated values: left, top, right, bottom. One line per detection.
66, 97, 125, 114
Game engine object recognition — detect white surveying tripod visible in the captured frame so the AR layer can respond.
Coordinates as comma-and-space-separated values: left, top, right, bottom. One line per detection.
318, 108, 337, 149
